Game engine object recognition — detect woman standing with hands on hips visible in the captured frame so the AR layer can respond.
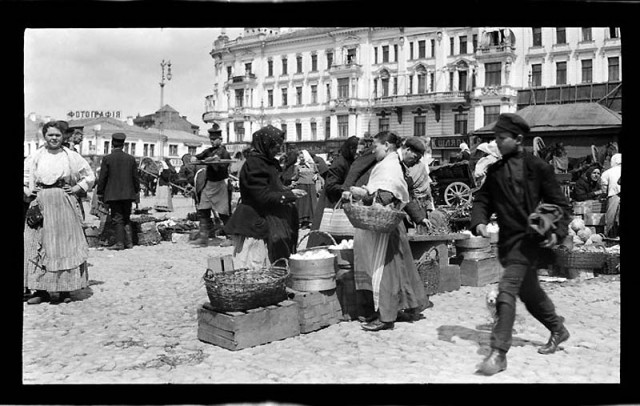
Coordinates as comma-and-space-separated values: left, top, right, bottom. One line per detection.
223, 125, 307, 270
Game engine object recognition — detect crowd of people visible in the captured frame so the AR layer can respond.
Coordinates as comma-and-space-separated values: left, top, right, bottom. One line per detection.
23, 113, 621, 377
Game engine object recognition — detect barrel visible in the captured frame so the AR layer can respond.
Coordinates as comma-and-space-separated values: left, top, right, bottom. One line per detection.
288, 250, 337, 291
455, 236, 492, 260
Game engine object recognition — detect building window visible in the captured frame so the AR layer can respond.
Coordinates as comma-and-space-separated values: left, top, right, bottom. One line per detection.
149, 144, 155, 157
338, 78, 349, 99
459, 70, 467, 91
143, 143, 148, 157
582, 27, 592, 42
379, 116, 389, 132
460, 36, 467, 54
311, 85, 318, 103
311, 54, 318, 71
418, 40, 426, 58
373, 79, 378, 96
429, 72, 435, 92
327, 52, 333, 69
268, 89, 274, 107
382, 45, 389, 63
130, 143, 136, 156
450, 37, 455, 55
455, 112, 468, 135
581, 59, 593, 83
296, 123, 302, 141
281, 88, 288, 106
609, 27, 620, 39
235, 89, 244, 107
346, 48, 356, 64
311, 122, 317, 140
296, 55, 302, 73
268, 60, 273, 76
485, 62, 502, 86
608, 57, 620, 81
325, 117, 331, 139
337, 115, 349, 138
449, 71, 454, 91
104, 141, 110, 154
393, 77, 397, 95
484, 105, 500, 126
414, 115, 426, 136
296, 86, 302, 105
381, 77, 389, 97
374, 47, 378, 64
417, 68, 427, 93
532, 27, 542, 46
408, 75, 413, 94
282, 57, 288, 75
123, 142, 129, 154
245, 62, 252, 75
473, 34, 478, 52
556, 61, 567, 85
531, 64, 542, 87
169, 144, 178, 156
556, 27, 566, 44
393, 44, 398, 62
410, 42, 414, 60
227, 66, 232, 79
281, 123, 287, 136
326, 83, 331, 100
234, 122, 244, 142
430, 39, 435, 57
188, 146, 196, 155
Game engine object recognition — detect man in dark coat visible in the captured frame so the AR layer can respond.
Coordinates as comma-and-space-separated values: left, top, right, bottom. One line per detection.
97, 132, 140, 250
192, 125, 232, 247
470, 113, 572, 376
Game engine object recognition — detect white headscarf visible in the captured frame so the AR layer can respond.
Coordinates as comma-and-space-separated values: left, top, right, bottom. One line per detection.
459, 142, 470, 152
610, 153, 621, 167
476, 141, 501, 158
300, 149, 315, 167
364, 151, 410, 205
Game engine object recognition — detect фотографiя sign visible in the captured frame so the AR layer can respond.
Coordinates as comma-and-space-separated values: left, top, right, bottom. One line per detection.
67, 110, 122, 119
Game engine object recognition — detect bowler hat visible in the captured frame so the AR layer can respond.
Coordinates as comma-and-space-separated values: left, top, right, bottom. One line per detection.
404, 136, 426, 155
494, 113, 530, 136
112, 132, 126, 141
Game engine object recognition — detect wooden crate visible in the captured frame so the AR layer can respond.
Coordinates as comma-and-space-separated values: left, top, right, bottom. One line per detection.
439, 264, 461, 293
197, 300, 300, 351
286, 287, 343, 333
459, 255, 501, 287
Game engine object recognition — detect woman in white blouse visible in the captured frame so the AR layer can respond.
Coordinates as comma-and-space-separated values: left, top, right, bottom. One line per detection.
23, 121, 95, 304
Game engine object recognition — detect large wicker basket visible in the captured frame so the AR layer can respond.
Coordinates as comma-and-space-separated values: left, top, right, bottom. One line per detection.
553, 247, 606, 271
600, 253, 620, 275
203, 258, 289, 312
416, 248, 440, 296
342, 196, 406, 234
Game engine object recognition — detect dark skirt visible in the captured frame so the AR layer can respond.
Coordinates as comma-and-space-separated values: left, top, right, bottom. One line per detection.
265, 204, 299, 263
296, 183, 317, 224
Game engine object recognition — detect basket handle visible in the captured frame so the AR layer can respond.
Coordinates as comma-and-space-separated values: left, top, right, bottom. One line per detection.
271, 257, 289, 269
296, 230, 338, 249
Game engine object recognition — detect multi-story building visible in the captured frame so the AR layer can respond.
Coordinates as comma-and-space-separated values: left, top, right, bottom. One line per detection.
133, 104, 201, 135
203, 27, 621, 163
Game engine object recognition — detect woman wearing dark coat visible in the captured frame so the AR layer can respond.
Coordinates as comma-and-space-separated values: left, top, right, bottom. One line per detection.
224, 125, 306, 269
571, 166, 604, 202
280, 149, 299, 187
307, 136, 359, 247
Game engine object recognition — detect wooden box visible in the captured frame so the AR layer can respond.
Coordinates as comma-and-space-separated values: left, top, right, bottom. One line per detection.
286, 287, 343, 333
439, 264, 461, 293
207, 254, 234, 274
197, 301, 300, 351
459, 255, 501, 287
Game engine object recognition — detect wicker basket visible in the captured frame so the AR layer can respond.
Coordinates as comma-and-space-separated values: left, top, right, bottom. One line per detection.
203, 258, 289, 312
342, 195, 406, 234
416, 248, 440, 296
600, 253, 620, 275
553, 247, 606, 270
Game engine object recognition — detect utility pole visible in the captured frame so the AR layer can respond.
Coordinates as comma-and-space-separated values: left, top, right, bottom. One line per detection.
160, 59, 172, 109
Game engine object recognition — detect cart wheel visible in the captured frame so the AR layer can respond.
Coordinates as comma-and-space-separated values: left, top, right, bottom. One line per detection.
444, 182, 471, 206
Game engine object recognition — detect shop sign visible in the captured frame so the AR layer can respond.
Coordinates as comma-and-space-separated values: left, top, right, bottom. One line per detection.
67, 110, 122, 119
431, 136, 467, 150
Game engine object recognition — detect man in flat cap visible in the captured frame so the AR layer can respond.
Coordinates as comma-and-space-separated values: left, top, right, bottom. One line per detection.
470, 113, 572, 376
97, 132, 140, 250
192, 124, 233, 247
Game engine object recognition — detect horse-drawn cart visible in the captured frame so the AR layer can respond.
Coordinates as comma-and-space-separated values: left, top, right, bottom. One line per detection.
429, 161, 478, 207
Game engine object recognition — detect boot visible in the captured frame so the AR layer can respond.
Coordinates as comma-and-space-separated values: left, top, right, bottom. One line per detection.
27, 290, 50, 305
191, 210, 211, 248
538, 326, 570, 355
361, 319, 394, 332
124, 224, 133, 249
476, 349, 507, 376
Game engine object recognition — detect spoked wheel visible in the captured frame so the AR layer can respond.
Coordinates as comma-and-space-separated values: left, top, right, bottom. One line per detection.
444, 182, 472, 206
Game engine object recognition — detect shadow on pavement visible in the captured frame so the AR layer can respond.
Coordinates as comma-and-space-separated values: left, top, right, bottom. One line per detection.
436, 325, 544, 356
71, 286, 95, 302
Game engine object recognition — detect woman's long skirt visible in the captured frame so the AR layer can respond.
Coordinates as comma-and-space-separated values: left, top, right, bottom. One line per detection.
353, 222, 427, 323
605, 194, 620, 237
295, 183, 317, 225
154, 185, 174, 212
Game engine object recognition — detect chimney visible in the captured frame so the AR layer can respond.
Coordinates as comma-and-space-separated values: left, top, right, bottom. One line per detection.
127, 116, 134, 126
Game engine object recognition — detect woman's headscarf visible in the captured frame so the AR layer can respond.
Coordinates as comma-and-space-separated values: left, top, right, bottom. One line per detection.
300, 150, 315, 167
610, 153, 621, 167
250, 125, 285, 160
459, 142, 470, 152
284, 150, 299, 169
339, 135, 360, 163
476, 140, 500, 159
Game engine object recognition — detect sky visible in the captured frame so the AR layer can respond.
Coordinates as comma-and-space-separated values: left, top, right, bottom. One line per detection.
24, 28, 244, 135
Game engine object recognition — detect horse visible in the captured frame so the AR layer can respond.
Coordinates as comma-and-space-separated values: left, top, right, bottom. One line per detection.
138, 157, 159, 197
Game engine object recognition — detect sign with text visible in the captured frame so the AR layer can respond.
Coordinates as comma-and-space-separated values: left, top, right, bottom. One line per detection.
67, 110, 122, 119
431, 136, 468, 150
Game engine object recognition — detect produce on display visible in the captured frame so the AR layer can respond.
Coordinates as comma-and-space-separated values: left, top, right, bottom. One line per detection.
290, 249, 335, 260
329, 239, 354, 250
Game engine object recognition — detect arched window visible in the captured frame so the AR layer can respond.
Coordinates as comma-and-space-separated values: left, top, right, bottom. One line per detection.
416, 65, 427, 94
380, 69, 390, 97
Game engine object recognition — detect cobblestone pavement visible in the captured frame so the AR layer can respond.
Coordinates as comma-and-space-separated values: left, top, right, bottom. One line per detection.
22, 194, 621, 384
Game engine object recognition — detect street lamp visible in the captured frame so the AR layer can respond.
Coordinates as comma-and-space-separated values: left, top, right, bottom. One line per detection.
160, 59, 172, 109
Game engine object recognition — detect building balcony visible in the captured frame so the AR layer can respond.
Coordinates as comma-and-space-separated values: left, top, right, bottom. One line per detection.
476, 44, 517, 59
227, 74, 257, 88
202, 110, 228, 123
373, 91, 470, 108
603, 37, 622, 52
329, 62, 362, 76
472, 85, 518, 99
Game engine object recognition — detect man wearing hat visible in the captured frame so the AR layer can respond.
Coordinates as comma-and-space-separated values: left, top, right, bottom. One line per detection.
470, 113, 572, 376
63, 125, 84, 153
192, 124, 232, 247
97, 132, 140, 250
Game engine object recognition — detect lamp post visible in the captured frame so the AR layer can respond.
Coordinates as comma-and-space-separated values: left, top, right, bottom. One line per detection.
92, 124, 101, 163
160, 59, 172, 109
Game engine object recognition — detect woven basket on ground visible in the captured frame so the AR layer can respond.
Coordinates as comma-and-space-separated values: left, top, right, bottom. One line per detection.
203, 258, 289, 312
342, 195, 406, 234
553, 247, 606, 271
599, 253, 620, 275
416, 248, 440, 296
